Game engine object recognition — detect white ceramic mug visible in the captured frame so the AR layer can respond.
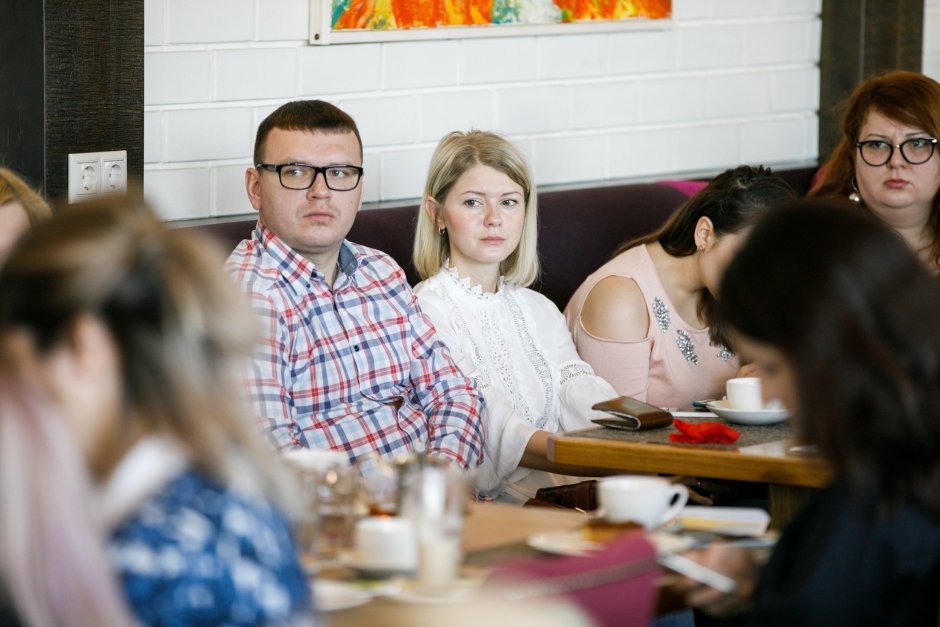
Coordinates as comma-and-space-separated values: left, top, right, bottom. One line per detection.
598, 476, 689, 529
353, 516, 417, 574
726, 377, 763, 411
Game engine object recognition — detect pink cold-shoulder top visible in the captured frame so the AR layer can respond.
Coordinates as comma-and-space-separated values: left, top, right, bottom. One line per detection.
564, 244, 739, 409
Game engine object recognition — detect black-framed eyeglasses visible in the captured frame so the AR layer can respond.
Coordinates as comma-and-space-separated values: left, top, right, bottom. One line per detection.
256, 162, 364, 191
855, 137, 938, 167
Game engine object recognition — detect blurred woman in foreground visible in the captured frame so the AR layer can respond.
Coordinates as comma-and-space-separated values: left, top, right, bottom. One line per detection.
682, 201, 940, 625
0, 199, 311, 625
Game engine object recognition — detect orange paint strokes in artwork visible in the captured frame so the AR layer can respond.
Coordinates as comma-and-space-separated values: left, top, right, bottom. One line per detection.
632, 0, 670, 19
553, 0, 670, 20
333, 0, 377, 29
450, 0, 491, 25
391, 0, 444, 28
332, 0, 668, 31
388, 0, 491, 28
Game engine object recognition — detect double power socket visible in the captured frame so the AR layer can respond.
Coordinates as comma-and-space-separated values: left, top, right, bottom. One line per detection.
67, 150, 127, 204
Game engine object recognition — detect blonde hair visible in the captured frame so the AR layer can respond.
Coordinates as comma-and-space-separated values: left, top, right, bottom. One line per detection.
0, 198, 290, 623
0, 381, 135, 625
414, 130, 539, 287
0, 167, 52, 225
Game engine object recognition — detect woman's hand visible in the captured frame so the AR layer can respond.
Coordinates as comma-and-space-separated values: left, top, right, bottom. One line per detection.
673, 544, 763, 617
736, 361, 760, 378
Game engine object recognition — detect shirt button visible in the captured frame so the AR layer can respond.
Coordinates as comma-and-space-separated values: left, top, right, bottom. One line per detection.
354, 345, 360, 352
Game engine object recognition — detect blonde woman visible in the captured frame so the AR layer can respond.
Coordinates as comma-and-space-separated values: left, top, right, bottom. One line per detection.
0, 200, 312, 625
413, 131, 618, 503
0, 167, 52, 264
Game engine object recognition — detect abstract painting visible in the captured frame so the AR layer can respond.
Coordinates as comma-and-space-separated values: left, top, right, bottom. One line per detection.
311, 0, 672, 44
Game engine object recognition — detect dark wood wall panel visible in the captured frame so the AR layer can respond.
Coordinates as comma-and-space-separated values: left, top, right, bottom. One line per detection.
44, 0, 144, 202
0, 1, 45, 190
819, 0, 923, 161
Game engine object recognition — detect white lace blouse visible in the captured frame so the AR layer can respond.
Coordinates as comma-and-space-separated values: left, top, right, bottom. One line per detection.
414, 266, 619, 502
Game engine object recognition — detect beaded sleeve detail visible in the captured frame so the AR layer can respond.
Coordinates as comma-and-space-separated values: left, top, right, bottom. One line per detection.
559, 362, 593, 386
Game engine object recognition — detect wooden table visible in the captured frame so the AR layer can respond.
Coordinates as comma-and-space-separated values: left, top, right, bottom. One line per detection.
548, 420, 831, 529
324, 502, 593, 625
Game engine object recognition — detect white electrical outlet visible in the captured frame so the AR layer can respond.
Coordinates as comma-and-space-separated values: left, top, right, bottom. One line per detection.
68, 150, 127, 203
100, 150, 127, 194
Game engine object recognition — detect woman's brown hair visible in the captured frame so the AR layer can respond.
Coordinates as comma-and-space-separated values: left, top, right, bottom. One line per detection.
809, 70, 940, 270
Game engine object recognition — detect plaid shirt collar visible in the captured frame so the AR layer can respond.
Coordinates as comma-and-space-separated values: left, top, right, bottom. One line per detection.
255, 221, 359, 284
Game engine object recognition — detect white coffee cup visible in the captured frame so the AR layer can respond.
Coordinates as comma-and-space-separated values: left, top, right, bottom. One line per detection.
726, 377, 763, 411
598, 476, 689, 529
352, 516, 418, 574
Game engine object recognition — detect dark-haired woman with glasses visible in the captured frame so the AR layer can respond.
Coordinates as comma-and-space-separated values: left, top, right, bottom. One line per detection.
810, 70, 940, 274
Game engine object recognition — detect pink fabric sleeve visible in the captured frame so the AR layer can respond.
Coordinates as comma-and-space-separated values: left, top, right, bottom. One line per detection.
571, 319, 653, 401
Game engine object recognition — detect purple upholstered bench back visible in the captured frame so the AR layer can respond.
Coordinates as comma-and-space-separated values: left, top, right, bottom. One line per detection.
179, 183, 686, 310
530, 183, 686, 308
176, 167, 815, 310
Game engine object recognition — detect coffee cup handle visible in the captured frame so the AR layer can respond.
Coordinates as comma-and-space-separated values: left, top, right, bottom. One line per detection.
658, 485, 689, 526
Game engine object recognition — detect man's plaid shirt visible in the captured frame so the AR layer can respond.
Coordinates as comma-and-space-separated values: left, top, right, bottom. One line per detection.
226, 223, 485, 469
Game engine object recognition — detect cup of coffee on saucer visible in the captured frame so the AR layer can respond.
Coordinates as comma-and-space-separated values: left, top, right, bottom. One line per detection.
597, 476, 689, 530
725, 377, 764, 410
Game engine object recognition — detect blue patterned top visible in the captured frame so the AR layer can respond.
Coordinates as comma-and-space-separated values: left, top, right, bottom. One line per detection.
109, 469, 312, 625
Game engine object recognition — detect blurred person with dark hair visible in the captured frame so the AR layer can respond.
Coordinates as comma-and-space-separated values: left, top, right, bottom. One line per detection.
679, 201, 940, 625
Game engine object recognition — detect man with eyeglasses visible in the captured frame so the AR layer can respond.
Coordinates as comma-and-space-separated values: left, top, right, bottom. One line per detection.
226, 100, 485, 470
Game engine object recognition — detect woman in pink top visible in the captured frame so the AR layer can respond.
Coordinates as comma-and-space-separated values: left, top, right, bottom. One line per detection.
565, 166, 795, 409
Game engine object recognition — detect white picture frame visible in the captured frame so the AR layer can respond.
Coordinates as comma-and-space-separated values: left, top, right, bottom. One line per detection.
309, 1, 673, 45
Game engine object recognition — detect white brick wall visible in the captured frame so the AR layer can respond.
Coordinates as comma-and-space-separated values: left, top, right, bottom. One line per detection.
926, 0, 940, 82
144, 0, 824, 221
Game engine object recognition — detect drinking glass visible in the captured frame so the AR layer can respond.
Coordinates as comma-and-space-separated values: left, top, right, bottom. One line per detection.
283, 449, 358, 566
398, 455, 470, 593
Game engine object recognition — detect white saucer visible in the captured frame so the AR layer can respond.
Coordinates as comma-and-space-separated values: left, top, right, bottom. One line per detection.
705, 399, 790, 426
388, 583, 479, 604
312, 579, 373, 612
526, 529, 693, 557
340, 552, 415, 579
